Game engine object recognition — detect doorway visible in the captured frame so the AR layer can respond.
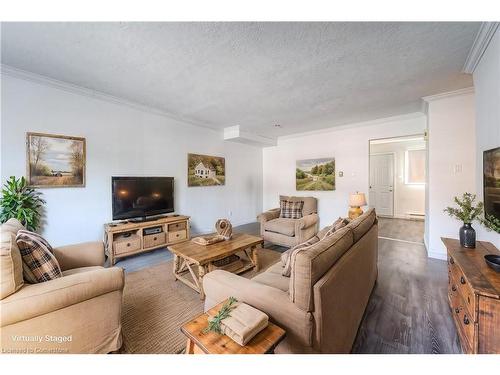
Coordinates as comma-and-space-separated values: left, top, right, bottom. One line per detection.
369, 135, 426, 243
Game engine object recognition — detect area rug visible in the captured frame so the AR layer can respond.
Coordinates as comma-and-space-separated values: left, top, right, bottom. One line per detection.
121, 247, 281, 353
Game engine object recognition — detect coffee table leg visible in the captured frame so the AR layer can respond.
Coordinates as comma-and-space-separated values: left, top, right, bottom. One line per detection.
173, 254, 180, 281
252, 245, 260, 272
198, 264, 208, 300
185, 338, 195, 354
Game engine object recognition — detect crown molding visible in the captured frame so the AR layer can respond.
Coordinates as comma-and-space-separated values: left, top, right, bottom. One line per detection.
278, 112, 426, 142
462, 22, 499, 74
422, 87, 475, 102
0, 64, 219, 133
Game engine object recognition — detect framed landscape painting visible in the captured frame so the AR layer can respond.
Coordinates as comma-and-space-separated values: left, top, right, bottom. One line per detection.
483, 146, 500, 220
296, 157, 335, 191
188, 153, 225, 187
26, 132, 86, 188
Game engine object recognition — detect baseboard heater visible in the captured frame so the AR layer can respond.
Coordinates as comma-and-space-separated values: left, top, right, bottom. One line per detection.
407, 212, 425, 220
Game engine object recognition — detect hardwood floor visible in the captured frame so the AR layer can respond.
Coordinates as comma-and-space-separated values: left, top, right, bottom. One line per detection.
114, 220, 460, 353
378, 217, 425, 243
352, 238, 461, 353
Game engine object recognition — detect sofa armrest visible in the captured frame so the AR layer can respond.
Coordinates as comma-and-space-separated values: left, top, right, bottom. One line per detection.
203, 270, 313, 346
257, 208, 280, 223
0, 267, 124, 327
53, 241, 105, 271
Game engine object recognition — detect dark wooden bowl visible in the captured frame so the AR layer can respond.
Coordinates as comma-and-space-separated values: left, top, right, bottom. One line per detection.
484, 254, 500, 273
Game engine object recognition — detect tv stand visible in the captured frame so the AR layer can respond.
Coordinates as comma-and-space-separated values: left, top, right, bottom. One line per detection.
104, 215, 190, 265
128, 215, 165, 223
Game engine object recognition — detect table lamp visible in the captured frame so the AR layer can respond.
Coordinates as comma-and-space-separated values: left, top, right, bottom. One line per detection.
348, 192, 367, 219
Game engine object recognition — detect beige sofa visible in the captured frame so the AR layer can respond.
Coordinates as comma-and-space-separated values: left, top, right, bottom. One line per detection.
204, 209, 378, 353
0, 219, 124, 354
258, 196, 319, 247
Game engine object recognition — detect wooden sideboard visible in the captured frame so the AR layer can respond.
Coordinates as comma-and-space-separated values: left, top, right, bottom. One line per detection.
442, 238, 500, 354
104, 215, 190, 265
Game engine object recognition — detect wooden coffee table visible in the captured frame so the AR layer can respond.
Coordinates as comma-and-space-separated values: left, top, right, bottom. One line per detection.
181, 300, 286, 354
168, 233, 263, 299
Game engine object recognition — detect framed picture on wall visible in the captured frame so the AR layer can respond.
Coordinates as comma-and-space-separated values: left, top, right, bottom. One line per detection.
483, 146, 500, 220
296, 157, 335, 191
187, 153, 225, 187
26, 132, 86, 188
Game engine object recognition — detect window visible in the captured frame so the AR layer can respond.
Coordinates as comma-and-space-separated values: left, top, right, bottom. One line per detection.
405, 149, 426, 185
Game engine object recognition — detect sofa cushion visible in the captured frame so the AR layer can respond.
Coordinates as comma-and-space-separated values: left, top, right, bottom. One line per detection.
280, 195, 317, 216
279, 200, 304, 219
346, 208, 376, 242
264, 218, 296, 237
282, 237, 320, 277
289, 226, 354, 311
0, 230, 25, 300
252, 269, 290, 292
16, 230, 62, 283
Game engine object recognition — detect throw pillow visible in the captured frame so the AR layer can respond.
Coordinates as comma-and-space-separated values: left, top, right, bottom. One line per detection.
282, 237, 318, 277
16, 230, 62, 283
280, 200, 304, 219
318, 217, 350, 240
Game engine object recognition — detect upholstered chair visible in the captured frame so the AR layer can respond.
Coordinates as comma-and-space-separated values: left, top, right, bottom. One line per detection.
0, 218, 124, 354
257, 196, 319, 247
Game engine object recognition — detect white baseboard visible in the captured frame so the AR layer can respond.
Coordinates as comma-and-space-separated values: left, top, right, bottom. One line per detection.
191, 219, 257, 236
427, 250, 447, 261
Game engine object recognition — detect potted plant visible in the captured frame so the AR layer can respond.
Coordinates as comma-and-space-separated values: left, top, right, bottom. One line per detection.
444, 192, 484, 248
0, 176, 45, 231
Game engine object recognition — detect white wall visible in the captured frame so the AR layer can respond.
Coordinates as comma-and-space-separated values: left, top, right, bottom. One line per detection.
370, 138, 426, 219
473, 28, 500, 248
0, 74, 263, 246
262, 114, 427, 228
426, 92, 476, 259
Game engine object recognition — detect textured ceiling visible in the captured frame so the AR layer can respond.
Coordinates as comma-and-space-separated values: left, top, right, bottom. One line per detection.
1, 22, 479, 137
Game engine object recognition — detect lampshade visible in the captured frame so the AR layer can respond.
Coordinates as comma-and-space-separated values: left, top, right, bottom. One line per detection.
349, 192, 367, 207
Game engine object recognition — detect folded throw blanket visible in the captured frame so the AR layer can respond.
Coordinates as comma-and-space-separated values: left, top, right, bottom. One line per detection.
208, 302, 269, 346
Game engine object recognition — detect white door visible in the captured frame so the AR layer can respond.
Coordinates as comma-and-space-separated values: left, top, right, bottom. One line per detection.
369, 153, 394, 216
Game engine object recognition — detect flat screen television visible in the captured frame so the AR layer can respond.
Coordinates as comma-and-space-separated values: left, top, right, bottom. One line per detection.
483, 146, 500, 221
112, 176, 174, 220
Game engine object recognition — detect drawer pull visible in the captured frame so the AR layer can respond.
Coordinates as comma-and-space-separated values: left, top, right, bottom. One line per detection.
452, 285, 457, 292
463, 315, 470, 325
449, 257, 454, 264
153, 237, 157, 241
455, 308, 460, 314
460, 276, 466, 285
127, 243, 131, 247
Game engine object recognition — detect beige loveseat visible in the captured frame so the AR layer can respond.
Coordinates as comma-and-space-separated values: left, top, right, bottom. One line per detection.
257, 196, 319, 247
0, 219, 124, 354
204, 209, 378, 353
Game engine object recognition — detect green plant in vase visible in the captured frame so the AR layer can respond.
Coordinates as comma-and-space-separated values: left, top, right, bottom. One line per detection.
444, 192, 483, 248
0, 176, 45, 231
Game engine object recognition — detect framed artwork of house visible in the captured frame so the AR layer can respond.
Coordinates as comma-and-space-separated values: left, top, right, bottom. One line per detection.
26, 132, 86, 188
188, 153, 225, 187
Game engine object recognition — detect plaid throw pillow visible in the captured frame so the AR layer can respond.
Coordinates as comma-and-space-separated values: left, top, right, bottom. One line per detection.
280, 200, 304, 219
16, 230, 62, 283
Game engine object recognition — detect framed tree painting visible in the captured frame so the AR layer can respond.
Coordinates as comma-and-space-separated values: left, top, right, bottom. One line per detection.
296, 157, 335, 191
26, 132, 86, 188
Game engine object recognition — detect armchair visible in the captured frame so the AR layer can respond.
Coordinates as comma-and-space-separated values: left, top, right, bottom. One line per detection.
0, 219, 124, 354
257, 196, 319, 247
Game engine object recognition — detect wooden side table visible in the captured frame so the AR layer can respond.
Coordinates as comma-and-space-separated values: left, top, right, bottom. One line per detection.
181, 301, 286, 354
